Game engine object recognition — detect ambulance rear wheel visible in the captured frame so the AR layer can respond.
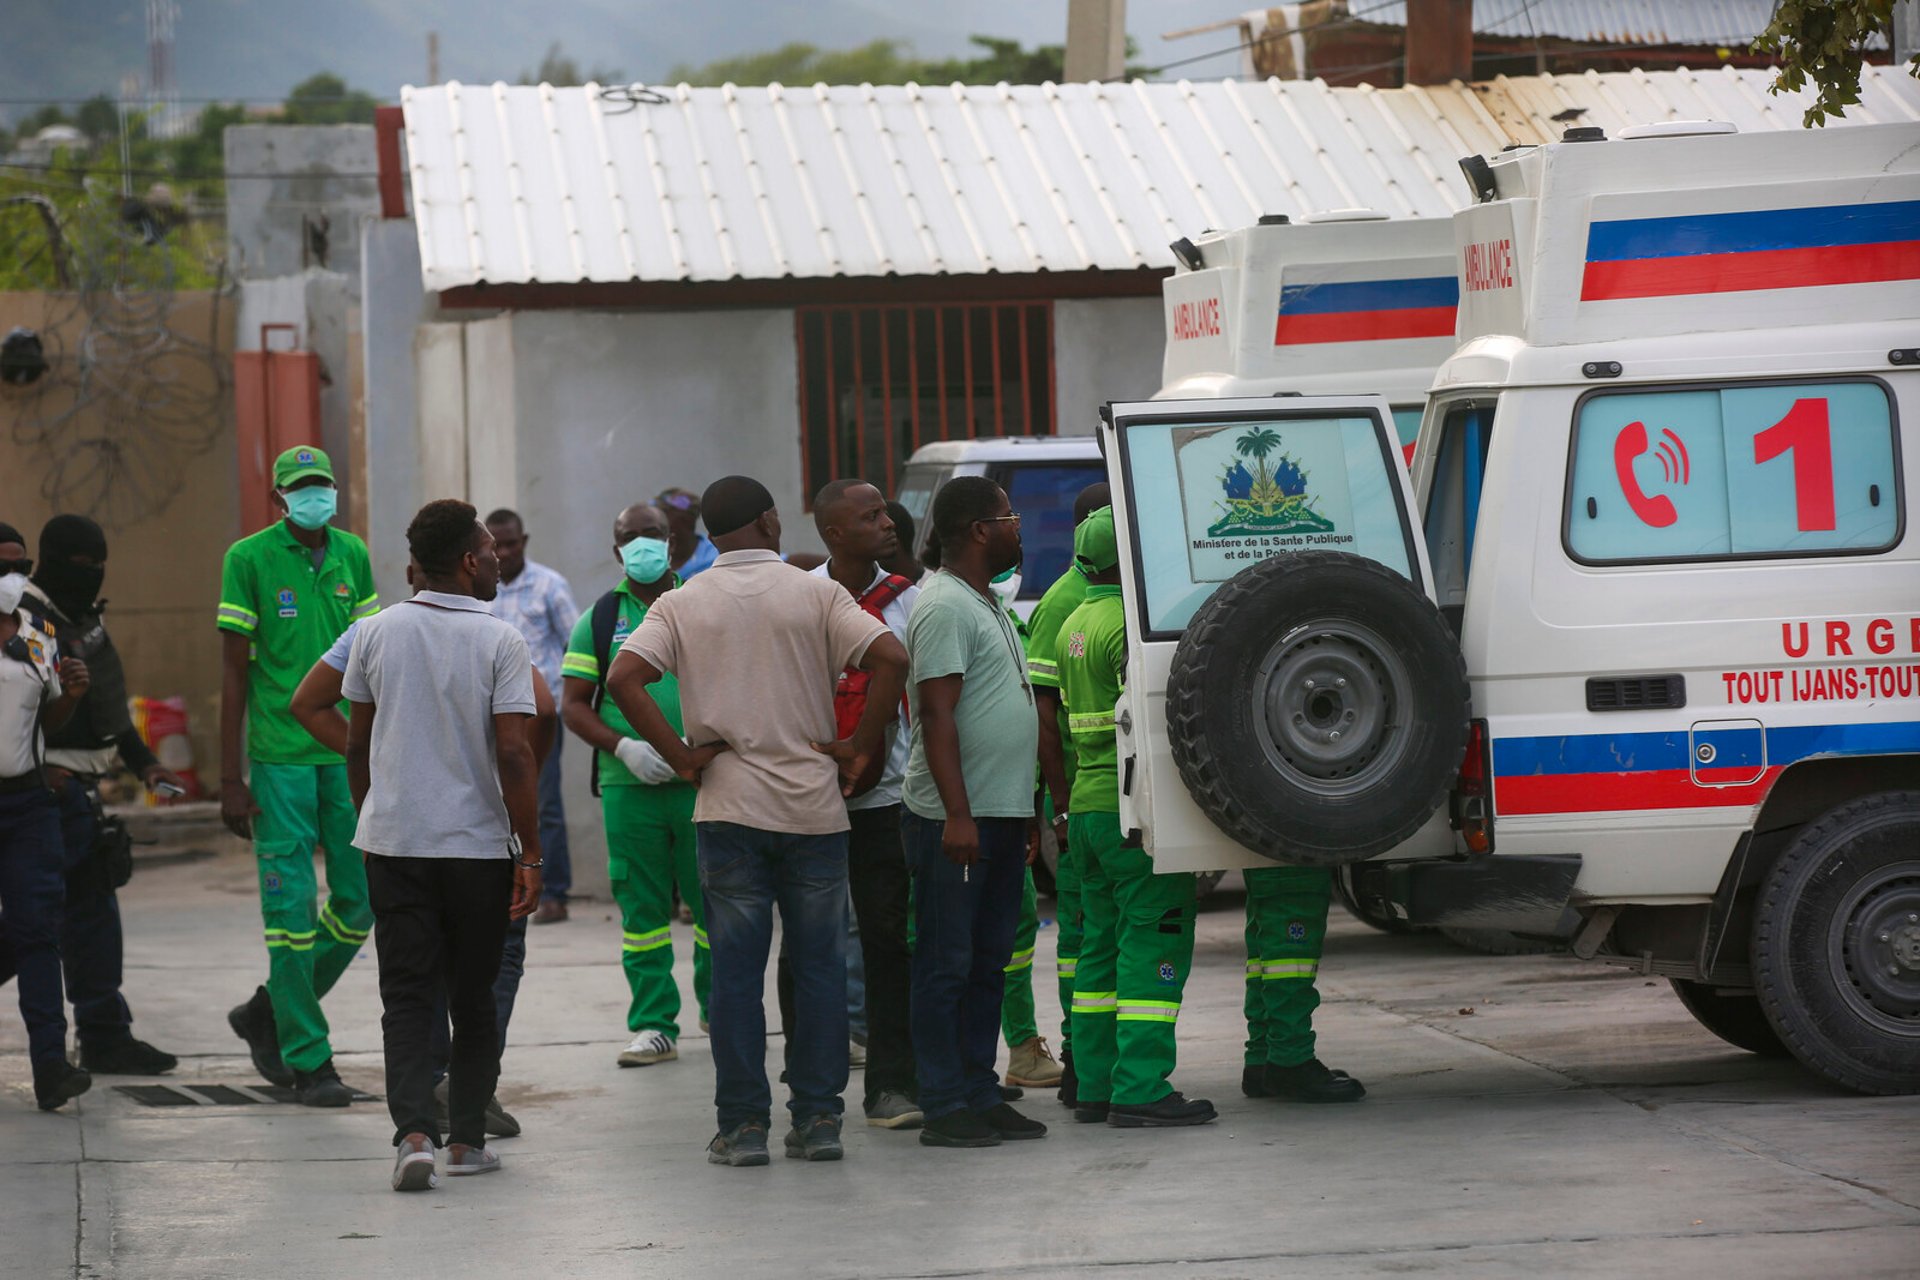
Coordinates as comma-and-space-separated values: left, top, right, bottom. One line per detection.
1752, 791, 1920, 1095
1167, 552, 1469, 867
1669, 979, 1789, 1057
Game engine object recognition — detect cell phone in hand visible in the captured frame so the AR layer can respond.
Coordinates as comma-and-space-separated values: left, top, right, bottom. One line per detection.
153, 780, 186, 799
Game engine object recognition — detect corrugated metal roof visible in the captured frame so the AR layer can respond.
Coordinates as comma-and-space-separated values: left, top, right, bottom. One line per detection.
401, 66, 1920, 291
1357, 0, 1879, 48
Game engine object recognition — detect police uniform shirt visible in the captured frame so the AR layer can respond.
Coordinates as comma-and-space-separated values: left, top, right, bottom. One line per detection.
1, 609, 62, 779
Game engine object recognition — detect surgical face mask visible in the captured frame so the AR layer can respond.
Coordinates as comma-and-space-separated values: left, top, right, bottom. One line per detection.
281, 486, 337, 531
989, 565, 1021, 605
0, 573, 26, 615
620, 535, 672, 584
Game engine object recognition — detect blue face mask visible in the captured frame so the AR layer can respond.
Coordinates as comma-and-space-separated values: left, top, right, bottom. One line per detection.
281, 486, 337, 531
620, 535, 672, 584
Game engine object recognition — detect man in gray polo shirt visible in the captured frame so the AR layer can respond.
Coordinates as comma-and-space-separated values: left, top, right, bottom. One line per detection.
343, 499, 542, 1192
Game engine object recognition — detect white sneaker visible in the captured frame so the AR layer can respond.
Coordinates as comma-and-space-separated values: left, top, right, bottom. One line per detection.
443, 1143, 501, 1177
391, 1135, 437, 1192
848, 1038, 868, 1069
618, 1030, 678, 1067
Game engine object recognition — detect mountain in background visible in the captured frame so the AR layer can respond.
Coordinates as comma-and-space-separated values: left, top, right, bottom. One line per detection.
2, 0, 1214, 121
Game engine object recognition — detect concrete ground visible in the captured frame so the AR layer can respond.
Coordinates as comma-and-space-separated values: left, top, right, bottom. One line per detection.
3, 835, 1916, 1279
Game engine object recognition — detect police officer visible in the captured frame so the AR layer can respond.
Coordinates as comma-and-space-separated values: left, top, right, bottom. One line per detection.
0, 521, 94, 1109
1060, 509, 1214, 1128
12, 515, 182, 1077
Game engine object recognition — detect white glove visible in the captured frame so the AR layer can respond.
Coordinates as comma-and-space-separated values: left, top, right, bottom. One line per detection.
615, 737, 677, 785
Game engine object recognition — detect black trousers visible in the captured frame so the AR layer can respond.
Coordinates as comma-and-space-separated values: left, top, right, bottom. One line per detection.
779, 803, 916, 1106
368, 855, 512, 1149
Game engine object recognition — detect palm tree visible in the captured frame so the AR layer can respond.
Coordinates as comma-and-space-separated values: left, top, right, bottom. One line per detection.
1235, 427, 1283, 516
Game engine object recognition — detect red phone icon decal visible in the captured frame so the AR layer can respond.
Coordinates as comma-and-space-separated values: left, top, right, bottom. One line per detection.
1613, 420, 1679, 528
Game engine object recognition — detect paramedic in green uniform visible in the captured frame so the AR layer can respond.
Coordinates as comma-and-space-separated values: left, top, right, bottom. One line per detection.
995, 591, 1060, 1091
1061, 507, 1214, 1128
217, 446, 377, 1107
560, 502, 709, 1069
1022, 481, 1107, 1104
1241, 877, 1366, 1100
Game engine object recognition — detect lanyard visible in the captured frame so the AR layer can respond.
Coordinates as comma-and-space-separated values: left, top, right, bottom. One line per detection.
954, 573, 1032, 705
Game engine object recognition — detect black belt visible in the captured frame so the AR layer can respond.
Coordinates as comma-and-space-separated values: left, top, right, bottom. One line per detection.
0, 771, 50, 795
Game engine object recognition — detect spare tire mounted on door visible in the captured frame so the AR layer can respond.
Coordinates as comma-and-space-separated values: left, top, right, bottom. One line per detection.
1166, 551, 1470, 866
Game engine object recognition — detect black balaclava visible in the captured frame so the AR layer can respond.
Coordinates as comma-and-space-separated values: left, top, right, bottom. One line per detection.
35, 514, 109, 619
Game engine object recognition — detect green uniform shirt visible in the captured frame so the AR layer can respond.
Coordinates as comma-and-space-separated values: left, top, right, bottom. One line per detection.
560, 579, 689, 791
1058, 584, 1125, 814
1023, 564, 1088, 791
216, 522, 378, 765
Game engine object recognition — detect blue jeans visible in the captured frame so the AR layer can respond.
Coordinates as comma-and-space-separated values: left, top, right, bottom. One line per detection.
902, 811, 1027, 1119
0, 788, 69, 1068
698, 821, 848, 1131
538, 731, 571, 901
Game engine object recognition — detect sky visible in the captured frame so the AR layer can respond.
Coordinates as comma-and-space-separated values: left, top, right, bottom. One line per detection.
1, 1, 1271, 116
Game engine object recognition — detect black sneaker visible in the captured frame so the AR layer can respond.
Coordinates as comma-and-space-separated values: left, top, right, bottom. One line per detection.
1072, 1101, 1110, 1124
974, 1101, 1047, 1140
1241, 1064, 1271, 1098
1264, 1058, 1366, 1103
80, 1038, 178, 1076
1106, 1091, 1218, 1128
34, 1060, 92, 1112
292, 1059, 354, 1108
998, 1083, 1024, 1102
918, 1110, 1002, 1148
227, 986, 292, 1088
1057, 1049, 1079, 1109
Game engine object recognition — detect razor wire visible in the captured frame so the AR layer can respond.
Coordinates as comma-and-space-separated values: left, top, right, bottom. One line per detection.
2, 193, 232, 528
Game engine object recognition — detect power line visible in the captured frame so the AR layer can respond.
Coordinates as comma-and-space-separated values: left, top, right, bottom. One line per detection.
2, 161, 379, 181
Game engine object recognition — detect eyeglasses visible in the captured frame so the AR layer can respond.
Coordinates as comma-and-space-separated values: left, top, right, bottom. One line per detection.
975, 513, 1022, 527
0, 558, 31, 576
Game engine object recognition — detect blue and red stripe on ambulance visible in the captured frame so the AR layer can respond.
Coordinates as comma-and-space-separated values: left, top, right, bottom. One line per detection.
1580, 199, 1920, 301
1491, 720, 1920, 816
1273, 275, 1460, 345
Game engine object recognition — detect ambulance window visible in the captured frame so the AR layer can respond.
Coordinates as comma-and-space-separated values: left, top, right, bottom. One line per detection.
1119, 411, 1415, 637
1423, 401, 1495, 634
1391, 407, 1423, 457
1566, 379, 1900, 564
995, 461, 1108, 601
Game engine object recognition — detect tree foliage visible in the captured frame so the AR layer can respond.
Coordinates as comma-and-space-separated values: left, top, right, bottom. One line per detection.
668, 34, 1155, 87
281, 73, 380, 126
519, 43, 626, 87
1754, 0, 1920, 126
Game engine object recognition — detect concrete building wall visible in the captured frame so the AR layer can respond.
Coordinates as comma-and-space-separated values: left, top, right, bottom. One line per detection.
359, 219, 432, 602
1053, 295, 1167, 432
225, 126, 380, 282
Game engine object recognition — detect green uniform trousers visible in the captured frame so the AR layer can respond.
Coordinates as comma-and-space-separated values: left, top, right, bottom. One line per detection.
250, 762, 370, 1074
602, 784, 709, 1038
1070, 811, 1196, 1106
1243, 865, 1332, 1068
1052, 835, 1082, 1048
1000, 869, 1040, 1045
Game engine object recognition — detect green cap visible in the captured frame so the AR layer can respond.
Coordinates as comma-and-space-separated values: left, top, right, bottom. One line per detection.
273, 445, 334, 488
1073, 505, 1119, 573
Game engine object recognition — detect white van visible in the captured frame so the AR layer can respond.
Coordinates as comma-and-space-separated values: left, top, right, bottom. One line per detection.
1104, 121, 1920, 1094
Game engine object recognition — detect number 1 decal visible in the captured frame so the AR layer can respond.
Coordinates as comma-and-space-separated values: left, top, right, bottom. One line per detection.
1752, 398, 1835, 532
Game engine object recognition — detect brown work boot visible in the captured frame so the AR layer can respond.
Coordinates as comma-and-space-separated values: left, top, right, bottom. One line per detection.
532, 899, 568, 925
1004, 1036, 1063, 1088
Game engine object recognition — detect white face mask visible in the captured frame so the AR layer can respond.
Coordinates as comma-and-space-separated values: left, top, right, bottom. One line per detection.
0, 573, 27, 615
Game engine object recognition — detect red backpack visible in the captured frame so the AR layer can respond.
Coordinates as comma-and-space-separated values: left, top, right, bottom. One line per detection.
833, 574, 912, 795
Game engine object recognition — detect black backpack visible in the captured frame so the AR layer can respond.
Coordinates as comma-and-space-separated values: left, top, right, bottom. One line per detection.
585, 588, 623, 797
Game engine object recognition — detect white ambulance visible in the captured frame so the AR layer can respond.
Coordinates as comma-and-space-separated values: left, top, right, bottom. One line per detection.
1102, 121, 1920, 1094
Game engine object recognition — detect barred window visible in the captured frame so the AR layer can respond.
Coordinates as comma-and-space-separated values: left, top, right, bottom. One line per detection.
797, 302, 1055, 502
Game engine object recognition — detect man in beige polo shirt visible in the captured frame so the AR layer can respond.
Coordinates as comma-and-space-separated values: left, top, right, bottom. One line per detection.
606, 475, 908, 1169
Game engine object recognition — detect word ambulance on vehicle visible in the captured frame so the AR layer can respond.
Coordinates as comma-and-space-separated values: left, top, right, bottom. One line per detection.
1100, 119, 1920, 1095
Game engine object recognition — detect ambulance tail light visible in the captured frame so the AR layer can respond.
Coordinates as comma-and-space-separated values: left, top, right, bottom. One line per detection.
1453, 719, 1494, 854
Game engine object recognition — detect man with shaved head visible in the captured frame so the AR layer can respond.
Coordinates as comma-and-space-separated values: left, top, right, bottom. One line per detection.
607, 475, 908, 1167
561, 501, 709, 1070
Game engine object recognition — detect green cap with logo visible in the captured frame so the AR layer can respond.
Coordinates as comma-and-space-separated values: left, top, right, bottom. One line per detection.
1073, 505, 1119, 574
273, 445, 334, 488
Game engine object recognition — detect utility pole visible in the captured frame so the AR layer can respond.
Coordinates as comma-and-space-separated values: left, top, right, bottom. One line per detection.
1405, 0, 1473, 86
427, 31, 440, 84
1065, 0, 1128, 83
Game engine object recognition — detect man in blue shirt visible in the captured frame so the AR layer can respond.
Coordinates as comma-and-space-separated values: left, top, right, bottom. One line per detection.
484, 509, 580, 923
656, 488, 719, 579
